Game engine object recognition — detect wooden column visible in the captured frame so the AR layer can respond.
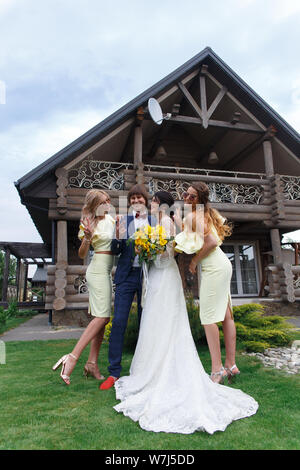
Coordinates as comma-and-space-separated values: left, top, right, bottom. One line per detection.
56, 220, 68, 266
134, 126, 144, 184
133, 107, 145, 185
1, 247, 10, 302
53, 220, 68, 311
263, 139, 274, 176
133, 125, 143, 167
270, 228, 282, 265
22, 263, 28, 302
200, 65, 208, 128
55, 168, 68, 215
15, 258, 21, 301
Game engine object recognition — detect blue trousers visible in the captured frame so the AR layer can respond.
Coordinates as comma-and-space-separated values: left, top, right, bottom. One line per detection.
108, 267, 142, 377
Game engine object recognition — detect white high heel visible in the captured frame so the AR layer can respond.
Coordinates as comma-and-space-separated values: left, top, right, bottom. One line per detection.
210, 366, 228, 384
225, 364, 240, 384
52, 353, 77, 385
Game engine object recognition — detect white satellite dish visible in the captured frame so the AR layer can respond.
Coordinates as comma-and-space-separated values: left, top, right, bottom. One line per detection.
148, 98, 171, 125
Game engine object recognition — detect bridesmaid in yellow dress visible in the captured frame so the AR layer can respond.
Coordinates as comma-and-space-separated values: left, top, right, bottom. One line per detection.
175, 182, 240, 384
52, 189, 115, 385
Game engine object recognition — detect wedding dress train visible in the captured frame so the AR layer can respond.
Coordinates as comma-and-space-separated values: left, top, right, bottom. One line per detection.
114, 217, 258, 434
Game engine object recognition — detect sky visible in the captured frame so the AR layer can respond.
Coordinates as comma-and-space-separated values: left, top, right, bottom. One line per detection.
0, 0, 300, 254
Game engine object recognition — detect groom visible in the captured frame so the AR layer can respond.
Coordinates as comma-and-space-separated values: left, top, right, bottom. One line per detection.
100, 184, 155, 390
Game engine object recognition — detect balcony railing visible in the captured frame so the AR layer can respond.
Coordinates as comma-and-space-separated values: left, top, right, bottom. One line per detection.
280, 175, 300, 201
68, 160, 134, 191
67, 160, 267, 204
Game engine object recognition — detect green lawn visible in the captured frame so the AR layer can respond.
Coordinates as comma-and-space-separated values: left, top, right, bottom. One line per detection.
0, 339, 299, 450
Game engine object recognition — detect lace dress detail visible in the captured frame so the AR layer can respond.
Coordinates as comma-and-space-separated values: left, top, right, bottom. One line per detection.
114, 216, 258, 434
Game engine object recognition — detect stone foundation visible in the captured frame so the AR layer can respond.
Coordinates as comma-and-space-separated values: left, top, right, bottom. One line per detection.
259, 300, 300, 317
52, 309, 92, 327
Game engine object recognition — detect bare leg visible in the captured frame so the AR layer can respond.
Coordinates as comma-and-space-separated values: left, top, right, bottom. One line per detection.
85, 322, 108, 379
88, 329, 105, 363
63, 317, 109, 378
222, 305, 239, 372
203, 323, 223, 373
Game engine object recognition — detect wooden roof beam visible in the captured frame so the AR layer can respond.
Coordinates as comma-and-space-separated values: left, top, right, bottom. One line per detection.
169, 114, 264, 133
207, 86, 227, 120
200, 65, 208, 128
177, 81, 202, 120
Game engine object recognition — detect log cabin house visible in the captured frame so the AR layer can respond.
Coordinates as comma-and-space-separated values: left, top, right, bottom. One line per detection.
14, 47, 300, 325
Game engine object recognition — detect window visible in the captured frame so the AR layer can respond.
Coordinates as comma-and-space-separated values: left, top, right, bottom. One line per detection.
222, 243, 259, 296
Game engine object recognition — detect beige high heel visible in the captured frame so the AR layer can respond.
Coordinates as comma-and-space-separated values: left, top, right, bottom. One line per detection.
52, 353, 78, 385
83, 361, 105, 381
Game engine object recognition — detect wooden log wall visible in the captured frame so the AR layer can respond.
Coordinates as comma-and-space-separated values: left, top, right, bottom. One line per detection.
266, 263, 300, 302
45, 265, 88, 310
269, 175, 285, 225
45, 265, 116, 310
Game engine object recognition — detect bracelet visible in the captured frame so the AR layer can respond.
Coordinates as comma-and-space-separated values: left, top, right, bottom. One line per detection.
84, 236, 91, 243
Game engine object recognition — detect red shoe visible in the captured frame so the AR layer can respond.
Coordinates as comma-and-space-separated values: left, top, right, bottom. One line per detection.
99, 375, 118, 390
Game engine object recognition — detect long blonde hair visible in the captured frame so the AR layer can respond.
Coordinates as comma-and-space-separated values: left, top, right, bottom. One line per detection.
190, 182, 233, 241
81, 189, 110, 233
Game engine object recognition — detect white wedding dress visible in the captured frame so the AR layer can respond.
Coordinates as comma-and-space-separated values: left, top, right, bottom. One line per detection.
114, 216, 258, 434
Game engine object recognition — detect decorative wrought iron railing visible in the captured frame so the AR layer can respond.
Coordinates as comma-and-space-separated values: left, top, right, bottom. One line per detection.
68, 160, 134, 190
74, 275, 89, 294
294, 275, 300, 290
148, 178, 264, 204
280, 175, 300, 201
67, 160, 267, 204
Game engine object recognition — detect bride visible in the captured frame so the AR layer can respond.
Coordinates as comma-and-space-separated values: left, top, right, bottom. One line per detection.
113, 190, 258, 434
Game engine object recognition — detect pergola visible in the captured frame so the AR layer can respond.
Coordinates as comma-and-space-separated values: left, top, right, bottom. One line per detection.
0, 241, 51, 307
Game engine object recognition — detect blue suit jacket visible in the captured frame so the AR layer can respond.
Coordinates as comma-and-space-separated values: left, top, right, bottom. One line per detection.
111, 214, 156, 285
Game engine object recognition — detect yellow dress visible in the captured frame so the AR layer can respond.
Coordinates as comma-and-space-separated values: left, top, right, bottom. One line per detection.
174, 229, 204, 254
198, 225, 233, 325
175, 220, 233, 325
78, 214, 115, 318
175, 213, 204, 254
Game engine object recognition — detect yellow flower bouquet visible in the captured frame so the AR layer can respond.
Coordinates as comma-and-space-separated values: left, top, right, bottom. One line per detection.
127, 224, 173, 265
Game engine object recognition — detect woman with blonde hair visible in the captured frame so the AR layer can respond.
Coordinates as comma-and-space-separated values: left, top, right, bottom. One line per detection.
52, 189, 115, 385
175, 182, 239, 384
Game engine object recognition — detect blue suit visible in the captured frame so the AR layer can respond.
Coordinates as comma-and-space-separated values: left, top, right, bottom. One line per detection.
109, 214, 156, 377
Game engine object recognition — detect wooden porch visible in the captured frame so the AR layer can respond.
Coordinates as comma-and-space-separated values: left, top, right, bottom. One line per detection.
0, 242, 51, 310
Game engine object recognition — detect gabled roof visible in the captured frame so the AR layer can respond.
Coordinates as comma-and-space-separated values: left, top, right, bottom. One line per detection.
15, 47, 299, 192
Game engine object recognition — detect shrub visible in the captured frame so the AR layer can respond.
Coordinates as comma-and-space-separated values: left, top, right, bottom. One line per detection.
104, 295, 207, 352
6, 300, 18, 318
104, 301, 293, 354
231, 303, 293, 352
104, 303, 140, 351
242, 340, 270, 353
15, 309, 36, 317
0, 306, 8, 329
185, 293, 206, 346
